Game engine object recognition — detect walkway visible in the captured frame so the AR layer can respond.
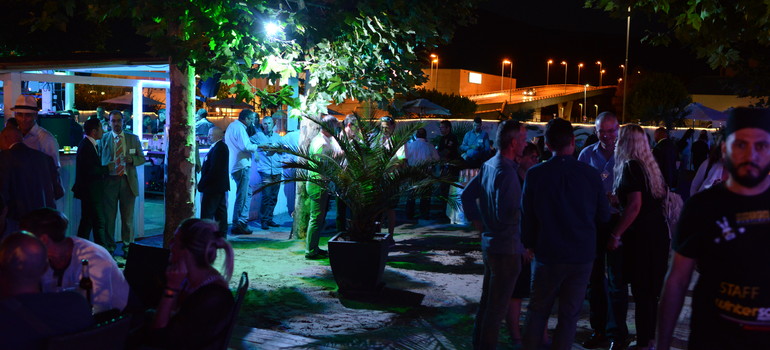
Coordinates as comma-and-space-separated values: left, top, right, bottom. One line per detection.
137, 197, 693, 349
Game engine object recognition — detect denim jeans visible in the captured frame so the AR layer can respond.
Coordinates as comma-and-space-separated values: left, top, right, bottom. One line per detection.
231, 167, 251, 229
524, 261, 593, 350
472, 252, 521, 350
258, 173, 281, 224
587, 214, 629, 339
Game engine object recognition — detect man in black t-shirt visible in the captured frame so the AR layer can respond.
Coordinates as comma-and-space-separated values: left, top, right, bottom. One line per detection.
657, 108, 770, 350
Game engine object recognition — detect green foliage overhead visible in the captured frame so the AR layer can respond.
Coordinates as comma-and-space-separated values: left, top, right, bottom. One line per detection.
2, 0, 481, 118
586, 0, 770, 104
627, 72, 691, 128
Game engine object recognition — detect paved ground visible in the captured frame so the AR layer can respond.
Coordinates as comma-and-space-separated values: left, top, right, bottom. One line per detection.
137, 197, 693, 349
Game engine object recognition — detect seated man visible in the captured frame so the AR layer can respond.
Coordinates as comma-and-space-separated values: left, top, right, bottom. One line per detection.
460, 117, 491, 168
20, 208, 129, 314
0, 232, 94, 350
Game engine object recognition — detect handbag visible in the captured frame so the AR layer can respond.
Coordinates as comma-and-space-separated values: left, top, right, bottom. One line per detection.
662, 187, 684, 238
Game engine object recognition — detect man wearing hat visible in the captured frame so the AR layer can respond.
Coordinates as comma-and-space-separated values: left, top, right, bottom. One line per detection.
658, 108, 770, 350
10, 95, 61, 167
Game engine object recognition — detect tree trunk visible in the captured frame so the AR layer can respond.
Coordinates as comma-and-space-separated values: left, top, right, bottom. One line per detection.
163, 62, 196, 247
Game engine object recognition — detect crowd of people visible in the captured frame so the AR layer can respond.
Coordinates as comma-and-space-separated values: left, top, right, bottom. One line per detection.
462, 108, 770, 350
2, 90, 769, 350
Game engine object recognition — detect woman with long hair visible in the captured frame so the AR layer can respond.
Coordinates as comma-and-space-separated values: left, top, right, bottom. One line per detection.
149, 218, 235, 349
690, 133, 728, 196
607, 124, 670, 350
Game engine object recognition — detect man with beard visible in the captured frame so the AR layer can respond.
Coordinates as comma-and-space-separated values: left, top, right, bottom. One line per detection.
657, 108, 770, 350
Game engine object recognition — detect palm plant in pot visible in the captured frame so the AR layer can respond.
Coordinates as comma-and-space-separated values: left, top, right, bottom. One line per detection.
262, 114, 457, 293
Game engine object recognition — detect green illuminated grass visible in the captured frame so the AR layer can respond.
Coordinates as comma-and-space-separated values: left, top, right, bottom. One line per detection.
299, 276, 337, 290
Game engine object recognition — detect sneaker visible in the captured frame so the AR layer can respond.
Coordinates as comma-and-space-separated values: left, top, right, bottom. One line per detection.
583, 333, 610, 349
305, 250, 329, 260
267, 221, 280, 227
261, 222, 269, 230
610, 335, 632, 350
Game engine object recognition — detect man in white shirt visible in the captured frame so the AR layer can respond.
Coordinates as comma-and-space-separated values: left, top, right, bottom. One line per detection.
225, 109, 260, 235
405, 127, 439, 220
11, 94, 60, 167
21, 208, 129, 314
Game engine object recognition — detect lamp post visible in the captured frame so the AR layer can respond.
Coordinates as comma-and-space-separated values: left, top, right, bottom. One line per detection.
431, 56, 439, 90
584, 84, 588, 119
429, 54, 437, 89
596, 61, 603, 85
546, 59, 553, 85
501, 59, 511, 91
577, 63, 583, 85
561, 61, 568, 92
600, 69, 605, 86
508, 60, 514, 100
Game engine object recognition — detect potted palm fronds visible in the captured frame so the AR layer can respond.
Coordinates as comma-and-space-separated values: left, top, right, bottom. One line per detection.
263, 115, 456, 293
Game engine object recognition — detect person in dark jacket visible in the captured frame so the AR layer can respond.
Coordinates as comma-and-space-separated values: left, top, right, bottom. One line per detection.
73, 117, 112, 250
198, 127, 230, 234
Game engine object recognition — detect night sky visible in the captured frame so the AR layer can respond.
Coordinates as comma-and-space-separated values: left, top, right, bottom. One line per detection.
439, 1, 716, 87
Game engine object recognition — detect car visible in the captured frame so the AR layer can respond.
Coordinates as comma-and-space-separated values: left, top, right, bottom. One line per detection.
522, 88, 537, 96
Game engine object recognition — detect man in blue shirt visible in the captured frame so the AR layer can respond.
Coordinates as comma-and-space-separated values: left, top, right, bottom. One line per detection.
522, 118, 610, 350
578, 112, 630, 349
252, 115, 284, 230
461, 120, 528, 350
460, 116, 491, 168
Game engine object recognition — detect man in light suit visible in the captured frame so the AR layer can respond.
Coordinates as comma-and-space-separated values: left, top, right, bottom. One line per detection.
100, 110, 145, 257
198, 127, 229, 233
73, 117, 112, 251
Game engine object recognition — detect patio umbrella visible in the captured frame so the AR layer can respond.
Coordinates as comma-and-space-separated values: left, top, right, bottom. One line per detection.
101, 93, 164, 106
208, 98, 254, 110
684, 102, 728, 121
401, 98, 451, 116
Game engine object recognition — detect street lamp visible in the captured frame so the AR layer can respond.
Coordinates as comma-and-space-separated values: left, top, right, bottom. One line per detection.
596, 61, 603, 85
577, 63, 584, 85
501, 59, 511, 91
429, 54, 437, 88
546, 59, 553, 85
579, 103, 583, 120
600, 69, 606, 86
561, 61, 568, 92
431, 56, 439, 90
583, 84, 588, 119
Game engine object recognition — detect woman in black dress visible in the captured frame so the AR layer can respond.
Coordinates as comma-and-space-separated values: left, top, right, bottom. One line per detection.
608, 124, 670, 350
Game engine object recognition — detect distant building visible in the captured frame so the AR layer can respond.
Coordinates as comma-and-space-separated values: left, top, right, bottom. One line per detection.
418, 69, 517, 97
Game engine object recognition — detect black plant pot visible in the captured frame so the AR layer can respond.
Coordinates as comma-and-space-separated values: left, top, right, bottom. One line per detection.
328, 232, 390, 293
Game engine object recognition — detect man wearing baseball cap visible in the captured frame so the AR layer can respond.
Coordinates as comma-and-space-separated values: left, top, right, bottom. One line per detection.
657, 108, 770, 349
10, 95, 61, 167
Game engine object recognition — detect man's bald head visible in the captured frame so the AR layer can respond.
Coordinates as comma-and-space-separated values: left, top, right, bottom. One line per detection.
0, 126, 23, 150
0, 232, 48, 287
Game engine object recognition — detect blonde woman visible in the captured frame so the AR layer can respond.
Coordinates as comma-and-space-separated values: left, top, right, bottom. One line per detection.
607, 124, 670, 350
149, 218, 235, 349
